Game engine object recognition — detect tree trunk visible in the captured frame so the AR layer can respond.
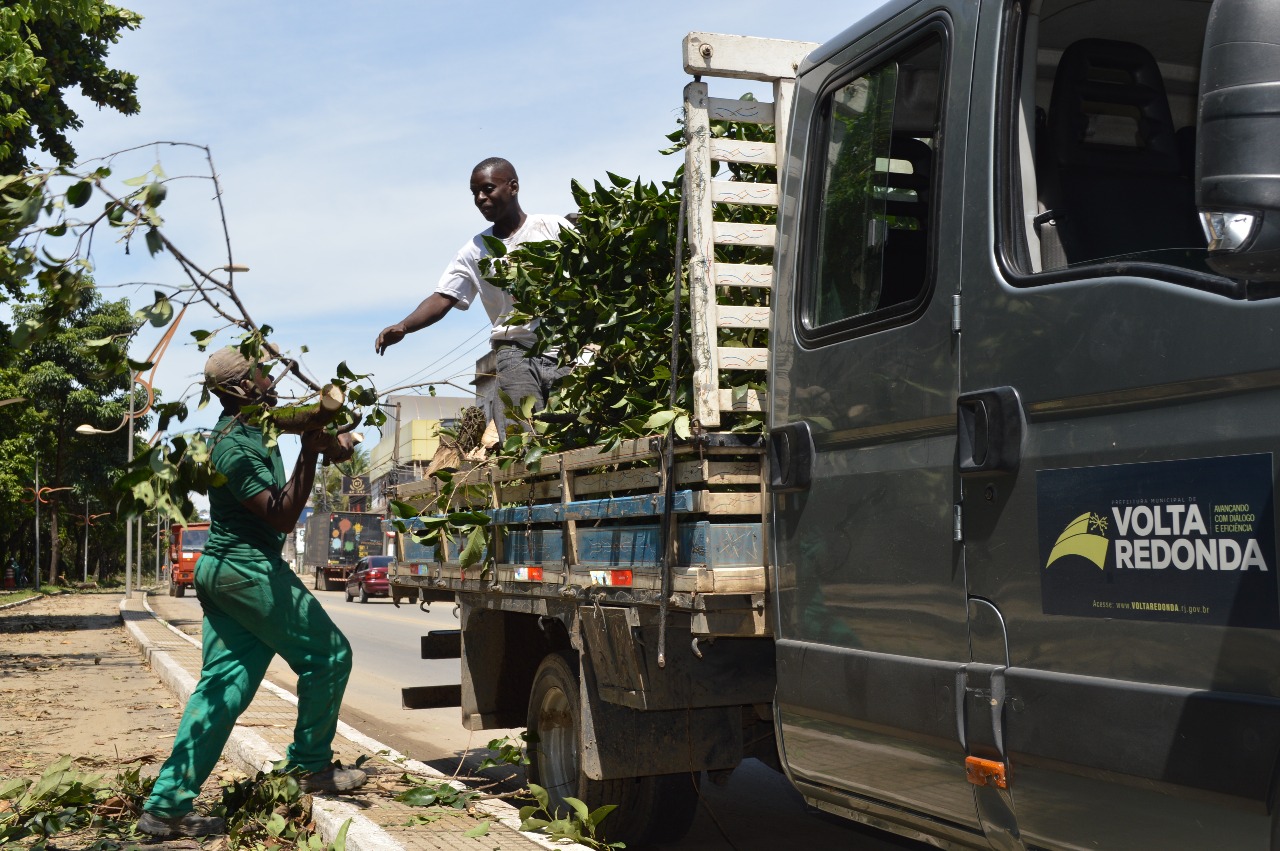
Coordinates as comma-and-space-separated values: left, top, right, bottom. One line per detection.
48, 499, 60, 585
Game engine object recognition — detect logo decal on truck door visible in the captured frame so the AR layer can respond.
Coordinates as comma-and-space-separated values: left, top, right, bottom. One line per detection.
1037, 454, 1279, 628
1046, 512, 1110, 569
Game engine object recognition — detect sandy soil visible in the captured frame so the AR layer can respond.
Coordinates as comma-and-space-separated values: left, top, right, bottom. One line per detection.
0, 591, 234, 848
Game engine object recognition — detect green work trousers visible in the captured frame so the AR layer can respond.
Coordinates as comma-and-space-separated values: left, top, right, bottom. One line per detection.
144, 555, 353, 817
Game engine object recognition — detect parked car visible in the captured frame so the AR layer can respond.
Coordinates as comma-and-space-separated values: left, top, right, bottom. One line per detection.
344, 555, 394, 603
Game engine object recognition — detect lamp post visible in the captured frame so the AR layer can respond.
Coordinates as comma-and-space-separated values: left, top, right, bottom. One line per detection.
71, 498, 110, 583
155, 507, 162, 584
21, 466, 72, 590
77, 380, 136, 598
33, 459, 40, 590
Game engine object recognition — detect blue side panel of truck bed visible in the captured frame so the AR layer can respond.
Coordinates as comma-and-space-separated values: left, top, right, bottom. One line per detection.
490, 490, 698, 524
393, 515, 762, 570
503, 521, 762, 569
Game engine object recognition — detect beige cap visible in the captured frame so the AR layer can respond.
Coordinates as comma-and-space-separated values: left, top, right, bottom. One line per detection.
203, 347, 254, 393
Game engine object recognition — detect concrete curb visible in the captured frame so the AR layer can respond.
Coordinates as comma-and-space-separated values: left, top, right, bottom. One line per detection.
0, 593, 44, 611
125, 593, 588, 851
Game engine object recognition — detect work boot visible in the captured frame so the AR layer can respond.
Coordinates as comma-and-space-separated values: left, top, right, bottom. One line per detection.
137, 810, 226, 838
300, 763, 367, 794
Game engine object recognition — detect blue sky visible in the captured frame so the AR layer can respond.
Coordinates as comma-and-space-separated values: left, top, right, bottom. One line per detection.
62, 0, 879, 458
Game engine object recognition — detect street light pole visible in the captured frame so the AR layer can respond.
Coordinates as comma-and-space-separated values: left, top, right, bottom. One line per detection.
84, 495, 90, 584
33, 458, 40, 592
124, 382, 134, 600
155, 507, 161, 584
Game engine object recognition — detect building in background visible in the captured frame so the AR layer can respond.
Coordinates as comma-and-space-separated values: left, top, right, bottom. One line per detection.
368, 394, 473, 511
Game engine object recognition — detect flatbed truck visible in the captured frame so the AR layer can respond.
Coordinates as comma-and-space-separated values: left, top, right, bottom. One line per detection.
392, 2, 1280, 847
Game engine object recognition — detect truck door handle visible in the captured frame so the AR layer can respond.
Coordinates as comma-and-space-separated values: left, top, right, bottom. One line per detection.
957, 387, 1024, 477
768, 421, 815, 492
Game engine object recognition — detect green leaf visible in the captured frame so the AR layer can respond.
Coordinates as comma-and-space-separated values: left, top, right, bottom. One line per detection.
528, 783, 550, 810
144, 228, 164, 256
333, 818, 352, 851
458, 524, 486, 569
673, 414, 691, 439
136, 292, 173, 327
462, 822, 490, 838
0, 777, 30, 799
564, 796, 591, 824
266, 813, 287, 836
643, 410, 677, 430
588, 803, 618, 826
65, 180, 92, 208
395, 785, 441, 807
390, 499, 421, 520
122, 173, 149, 187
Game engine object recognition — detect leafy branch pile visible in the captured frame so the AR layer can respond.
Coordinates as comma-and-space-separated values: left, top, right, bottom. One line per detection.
0, 755, 356, 850
214, 764, 352, 851
485, 102, 776, 456
389, 734, 623, 851
0, 755, 150, 848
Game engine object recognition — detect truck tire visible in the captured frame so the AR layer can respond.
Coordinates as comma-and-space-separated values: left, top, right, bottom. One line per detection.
174, 584, 186, 598
313, 570, 321, 591
526, 652, 699, 848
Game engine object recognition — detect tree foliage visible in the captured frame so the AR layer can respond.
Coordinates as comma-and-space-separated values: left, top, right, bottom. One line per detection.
0, 1, 141, 174
487, 105, 775, 454
0, 290, 149, 580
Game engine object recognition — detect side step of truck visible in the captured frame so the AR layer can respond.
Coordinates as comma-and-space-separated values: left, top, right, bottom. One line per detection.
401, 684, 462, 710
421, 629, 462, 659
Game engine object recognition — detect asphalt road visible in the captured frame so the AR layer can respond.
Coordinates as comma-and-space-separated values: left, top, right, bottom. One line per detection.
152, 585, 926, 851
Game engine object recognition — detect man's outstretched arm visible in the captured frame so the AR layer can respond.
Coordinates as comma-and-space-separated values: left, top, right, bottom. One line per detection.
375, 292, 458, 355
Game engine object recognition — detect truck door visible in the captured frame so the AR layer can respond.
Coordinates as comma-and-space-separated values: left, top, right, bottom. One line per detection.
770, 5, 983, 837
956, 1, 1280, 847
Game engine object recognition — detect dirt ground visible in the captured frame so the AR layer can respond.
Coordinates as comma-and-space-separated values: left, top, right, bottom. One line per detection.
0, 591, 234, 847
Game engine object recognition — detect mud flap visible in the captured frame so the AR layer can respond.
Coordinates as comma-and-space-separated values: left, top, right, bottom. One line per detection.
577, 646, 743, 781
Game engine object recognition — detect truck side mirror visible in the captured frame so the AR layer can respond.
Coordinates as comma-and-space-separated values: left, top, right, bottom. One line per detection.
1196, 0, 1280, 281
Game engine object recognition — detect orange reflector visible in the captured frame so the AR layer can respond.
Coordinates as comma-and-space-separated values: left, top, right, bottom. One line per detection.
965, 756, 1008, 789
610, 570, 633, 587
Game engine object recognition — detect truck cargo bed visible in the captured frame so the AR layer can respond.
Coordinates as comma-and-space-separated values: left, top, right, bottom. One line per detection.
390, 433, 769, 636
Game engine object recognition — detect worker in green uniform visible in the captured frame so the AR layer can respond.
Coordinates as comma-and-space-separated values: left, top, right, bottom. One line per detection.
138, 348, 366, 839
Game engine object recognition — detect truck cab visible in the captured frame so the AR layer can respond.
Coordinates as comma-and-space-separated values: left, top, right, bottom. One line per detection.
768, 0, 1280, 847
167, 522, 209, 598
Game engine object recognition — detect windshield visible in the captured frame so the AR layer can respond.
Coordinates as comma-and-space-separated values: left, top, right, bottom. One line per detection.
181, 528, 210, 551
368, 556, 394, 568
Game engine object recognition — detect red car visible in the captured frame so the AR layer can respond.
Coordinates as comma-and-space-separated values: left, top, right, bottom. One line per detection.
344, 555, 394, 603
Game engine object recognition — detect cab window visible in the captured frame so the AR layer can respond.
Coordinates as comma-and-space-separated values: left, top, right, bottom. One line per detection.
998, 0, 1227, 289
801, 33, 944, 341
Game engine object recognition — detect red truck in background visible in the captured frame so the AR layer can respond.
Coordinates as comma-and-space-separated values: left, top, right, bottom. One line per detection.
168, 522, 209, 597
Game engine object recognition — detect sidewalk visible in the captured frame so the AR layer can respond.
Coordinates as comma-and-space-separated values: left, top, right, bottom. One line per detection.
120, 592, 574, 851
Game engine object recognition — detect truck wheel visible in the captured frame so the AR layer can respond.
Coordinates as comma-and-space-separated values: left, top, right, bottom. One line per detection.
526, 652, 699, 847
360, 584, 369, 603
313, 571, 321, 591
175, 584, 185, 598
